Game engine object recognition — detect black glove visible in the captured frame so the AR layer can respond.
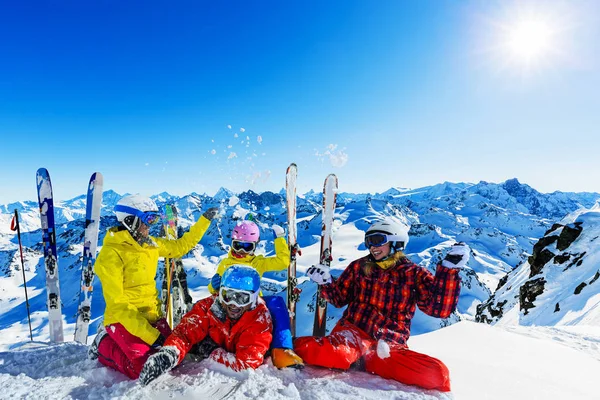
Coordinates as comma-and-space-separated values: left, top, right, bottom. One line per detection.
189, 336, 220, 361
151, 333, 166, 349
139, 346, 179, 386
202, 207, 219, 221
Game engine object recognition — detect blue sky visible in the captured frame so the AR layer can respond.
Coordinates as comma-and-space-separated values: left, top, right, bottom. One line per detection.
1, 0, 599, 204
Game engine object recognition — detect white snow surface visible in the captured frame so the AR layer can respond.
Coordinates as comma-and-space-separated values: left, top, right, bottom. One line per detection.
1, 321, 599, 399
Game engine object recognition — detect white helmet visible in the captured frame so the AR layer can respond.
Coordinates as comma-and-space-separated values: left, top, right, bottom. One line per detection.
114, 195, 160, 232
365, 218, 409, 251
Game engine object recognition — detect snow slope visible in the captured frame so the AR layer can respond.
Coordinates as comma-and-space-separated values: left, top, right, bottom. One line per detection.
1, 321, 599, 400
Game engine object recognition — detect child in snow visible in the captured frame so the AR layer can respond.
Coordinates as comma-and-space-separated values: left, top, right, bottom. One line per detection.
207, 220, 304, 369
294, 217, 468, 392
87, 194, 217, 380
138, 265, 273, 385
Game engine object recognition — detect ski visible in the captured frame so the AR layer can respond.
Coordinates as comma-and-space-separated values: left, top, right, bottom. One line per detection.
161, 204, 192, 327
313, 173, 338, 337
74, 172, 103, 344
36, 168, 64, 343
286, 163, 301, 337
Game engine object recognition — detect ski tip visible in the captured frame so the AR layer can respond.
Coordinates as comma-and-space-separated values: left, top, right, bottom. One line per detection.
36, 167, 49, 177
324, 174, 338, 185
91, 171, 104, 180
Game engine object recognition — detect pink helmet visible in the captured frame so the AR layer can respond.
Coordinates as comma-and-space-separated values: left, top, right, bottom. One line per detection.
232, 221, 260, 242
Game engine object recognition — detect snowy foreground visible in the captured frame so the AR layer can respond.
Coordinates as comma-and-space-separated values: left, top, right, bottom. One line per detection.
1, 321, 599, 400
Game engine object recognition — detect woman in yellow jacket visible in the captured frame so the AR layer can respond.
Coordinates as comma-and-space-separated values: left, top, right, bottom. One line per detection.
88, 194, 217, 380
207, 220, 304, 369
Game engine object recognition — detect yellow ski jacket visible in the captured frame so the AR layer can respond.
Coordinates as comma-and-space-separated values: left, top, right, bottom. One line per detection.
208, 236, 290, 294
95, 215, 212, 345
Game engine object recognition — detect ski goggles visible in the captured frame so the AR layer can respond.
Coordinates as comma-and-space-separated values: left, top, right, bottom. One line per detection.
231, 240, 256, 253
219, 287, 256, 307
364, 233, 391, 248
114, 205, 162, 225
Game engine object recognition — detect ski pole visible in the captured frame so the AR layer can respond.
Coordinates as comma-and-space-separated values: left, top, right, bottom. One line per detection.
11, 210, 34, 341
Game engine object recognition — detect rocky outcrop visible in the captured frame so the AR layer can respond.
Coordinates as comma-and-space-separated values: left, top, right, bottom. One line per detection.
476, 216, 595, 325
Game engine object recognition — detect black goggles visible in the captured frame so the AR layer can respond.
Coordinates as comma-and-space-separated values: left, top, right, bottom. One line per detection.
114, 205, 161, 225
364, 233, 390, 248
220, 287, 253, 307
232, 240, 256, 253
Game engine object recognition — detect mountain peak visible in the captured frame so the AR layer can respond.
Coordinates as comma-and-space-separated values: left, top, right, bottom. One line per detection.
213, 187, 235, 200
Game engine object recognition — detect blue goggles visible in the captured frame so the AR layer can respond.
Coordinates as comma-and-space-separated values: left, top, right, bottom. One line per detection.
114, 205, 161, 225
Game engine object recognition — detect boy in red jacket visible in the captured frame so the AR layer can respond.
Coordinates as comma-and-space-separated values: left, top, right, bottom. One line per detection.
138, 265, 272, 385
295, 218, 468, 392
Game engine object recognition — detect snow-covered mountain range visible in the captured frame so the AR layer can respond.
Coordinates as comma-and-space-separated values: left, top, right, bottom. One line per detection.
1, 177, 599, 343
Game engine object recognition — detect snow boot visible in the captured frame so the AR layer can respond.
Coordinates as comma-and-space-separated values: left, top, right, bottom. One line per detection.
88, 325, 108, 361
271, 348, 304, 369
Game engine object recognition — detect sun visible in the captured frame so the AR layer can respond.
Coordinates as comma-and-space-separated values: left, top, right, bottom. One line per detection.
477, 2, 575, 76
506, 18, 553, 64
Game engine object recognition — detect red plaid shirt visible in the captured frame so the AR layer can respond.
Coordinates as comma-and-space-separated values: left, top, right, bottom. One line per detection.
321, 254, 461, 345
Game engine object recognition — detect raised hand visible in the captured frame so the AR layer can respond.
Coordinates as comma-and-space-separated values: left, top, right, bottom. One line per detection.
441, 242, 470, 269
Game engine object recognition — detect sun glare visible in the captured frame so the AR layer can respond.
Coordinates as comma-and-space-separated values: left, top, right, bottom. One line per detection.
506, 18, 553, 63
477, 1, 576, 76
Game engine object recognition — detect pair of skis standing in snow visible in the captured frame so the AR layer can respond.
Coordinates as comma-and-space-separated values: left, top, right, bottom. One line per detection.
34, 168, 103, 345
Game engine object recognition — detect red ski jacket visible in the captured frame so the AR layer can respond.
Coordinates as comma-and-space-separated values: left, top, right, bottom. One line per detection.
164, 296, 273, 371
321, 252, 461, 345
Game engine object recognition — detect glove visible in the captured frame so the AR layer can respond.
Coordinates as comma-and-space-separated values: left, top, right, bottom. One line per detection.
151, 333, 166, 349
202, 207, 219, 221
138, 346, 179, 386
441, 242, 470, 269
306, 264, 332, 285
272, 224, 285, 238
189, 336, 220, 361
211, 273, 221, 292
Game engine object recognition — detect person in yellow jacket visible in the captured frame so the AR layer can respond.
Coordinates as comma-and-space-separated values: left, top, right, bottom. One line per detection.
87, 194, 218, 380
207, 219, 304, 369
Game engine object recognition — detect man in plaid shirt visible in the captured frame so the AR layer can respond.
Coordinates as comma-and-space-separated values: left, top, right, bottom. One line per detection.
294, 218, 468, 393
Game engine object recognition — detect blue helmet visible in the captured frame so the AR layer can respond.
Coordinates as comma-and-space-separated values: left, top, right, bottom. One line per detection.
221, 265, 261, 293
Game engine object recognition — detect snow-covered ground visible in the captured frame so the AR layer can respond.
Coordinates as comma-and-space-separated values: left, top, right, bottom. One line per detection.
1, 321, 599, 400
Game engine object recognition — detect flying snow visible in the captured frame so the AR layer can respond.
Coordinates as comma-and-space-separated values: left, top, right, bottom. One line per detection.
315, 144, 349, 167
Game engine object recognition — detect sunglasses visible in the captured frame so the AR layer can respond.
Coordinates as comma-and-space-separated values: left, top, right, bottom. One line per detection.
232, 240, 256, 253
364, 233, 391, 248
114, 205, 162, 225
219, 287, 254, 307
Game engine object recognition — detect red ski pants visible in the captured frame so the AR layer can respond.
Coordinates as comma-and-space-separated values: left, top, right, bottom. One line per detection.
294, 322, 451, 392
97, 319, 172, 380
